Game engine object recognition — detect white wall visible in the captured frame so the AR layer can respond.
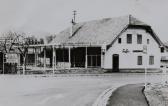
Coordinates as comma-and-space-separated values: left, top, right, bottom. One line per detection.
104, 28, 161, 69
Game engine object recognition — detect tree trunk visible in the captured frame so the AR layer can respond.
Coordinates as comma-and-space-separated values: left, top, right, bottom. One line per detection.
23, 55, 27, 75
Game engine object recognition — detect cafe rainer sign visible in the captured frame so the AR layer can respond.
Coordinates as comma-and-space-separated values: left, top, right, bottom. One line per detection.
6, 53, 18, 63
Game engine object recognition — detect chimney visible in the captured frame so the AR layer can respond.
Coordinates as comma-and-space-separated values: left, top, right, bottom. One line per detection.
129, 14, 132, 24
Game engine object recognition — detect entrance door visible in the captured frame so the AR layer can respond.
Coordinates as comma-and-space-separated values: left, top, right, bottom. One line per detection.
113, 54, 119, 72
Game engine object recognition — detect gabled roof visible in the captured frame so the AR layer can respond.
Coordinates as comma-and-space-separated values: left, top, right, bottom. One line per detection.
50, 15, 162, 46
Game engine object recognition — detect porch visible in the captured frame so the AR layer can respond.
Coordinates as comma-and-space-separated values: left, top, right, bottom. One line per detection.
22, 45, 106, 72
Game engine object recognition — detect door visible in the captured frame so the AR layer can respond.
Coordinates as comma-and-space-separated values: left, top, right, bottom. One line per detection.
113, 54, 119, 72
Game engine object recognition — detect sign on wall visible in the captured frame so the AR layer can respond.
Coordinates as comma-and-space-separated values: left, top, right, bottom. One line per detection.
28, 48, 34, 53
6, 53, 18, 63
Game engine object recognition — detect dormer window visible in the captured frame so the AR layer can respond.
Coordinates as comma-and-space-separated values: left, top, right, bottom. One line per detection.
127, 34, 132, 44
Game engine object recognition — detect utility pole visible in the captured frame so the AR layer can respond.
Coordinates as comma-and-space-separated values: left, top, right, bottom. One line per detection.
143, 45, 147, 88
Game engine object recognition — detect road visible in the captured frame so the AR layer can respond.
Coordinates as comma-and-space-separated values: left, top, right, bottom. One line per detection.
0, 73, 162, 106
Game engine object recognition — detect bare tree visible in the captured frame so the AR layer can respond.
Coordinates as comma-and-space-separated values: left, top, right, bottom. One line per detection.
0, 31, 21, 74
17, 35, 33, 75
0, 31, 21, 53
0, 31, 43, 74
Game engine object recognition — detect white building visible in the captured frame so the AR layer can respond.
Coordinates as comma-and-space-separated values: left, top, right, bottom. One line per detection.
104, 25, 162, 72
45, 15, 163, 72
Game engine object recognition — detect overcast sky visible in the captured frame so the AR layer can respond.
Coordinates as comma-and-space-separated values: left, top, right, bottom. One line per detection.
0, 0, 168, 41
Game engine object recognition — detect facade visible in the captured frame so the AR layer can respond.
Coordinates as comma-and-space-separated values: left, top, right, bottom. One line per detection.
104, 28, 162, 72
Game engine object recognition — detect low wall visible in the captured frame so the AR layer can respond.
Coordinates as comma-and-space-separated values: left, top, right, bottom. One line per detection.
119, 68, 162, 73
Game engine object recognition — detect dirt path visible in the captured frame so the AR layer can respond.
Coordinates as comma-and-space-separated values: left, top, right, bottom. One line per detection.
107, 84, 148, 106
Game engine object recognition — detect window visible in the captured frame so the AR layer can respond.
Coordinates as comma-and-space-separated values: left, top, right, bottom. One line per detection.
127, 34, 132, 44
149, 56, 154, 65
118, 38, 121, 44
56, 49, 69, 62
137, 56, 142, 65
88, 55, 101, 67
147, 39, 149, 44
137, 34, 142, 44
161, 47, 164, 53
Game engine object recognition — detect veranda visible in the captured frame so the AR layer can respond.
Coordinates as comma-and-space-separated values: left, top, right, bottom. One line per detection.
24, 44, 106, 72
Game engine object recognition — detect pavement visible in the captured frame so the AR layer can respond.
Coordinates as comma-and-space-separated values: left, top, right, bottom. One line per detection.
107, 84, 148, 106
0, 74, 162, 106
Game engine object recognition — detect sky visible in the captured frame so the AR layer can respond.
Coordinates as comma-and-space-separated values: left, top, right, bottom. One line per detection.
0, 0, 168, 42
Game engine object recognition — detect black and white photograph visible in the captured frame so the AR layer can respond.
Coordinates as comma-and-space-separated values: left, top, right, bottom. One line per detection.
0, 0, 168, 106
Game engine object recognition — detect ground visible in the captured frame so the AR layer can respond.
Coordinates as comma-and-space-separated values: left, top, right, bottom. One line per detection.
0, 73, 163, 106
145, 83, 168, 106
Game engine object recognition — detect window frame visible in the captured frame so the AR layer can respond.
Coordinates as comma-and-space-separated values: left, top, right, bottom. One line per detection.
118, 38, 122, 44
147, 39, 149, 44
137, 34, 142, 44
149, 56, 154, 65
137, 56, 143, 65
161, 47, 164, 53
127, 34, 132, 44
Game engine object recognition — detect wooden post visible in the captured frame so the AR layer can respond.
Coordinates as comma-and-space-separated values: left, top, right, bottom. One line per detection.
52, 45, 55, 74
63, 47, 65, 69
34, 48, 37, 67
3, 53, 5, 74
101, 45, 106, 68
101, 47, 104, 68
37, 47, 39, 67
69, 46, 71, 69
85, 47, 88, 68
44, 46, 46, 71
40, 46, 42, 67
55, 47, 57, 70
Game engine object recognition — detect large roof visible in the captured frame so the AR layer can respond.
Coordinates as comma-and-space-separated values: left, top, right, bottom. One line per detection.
50, 15, 159, 46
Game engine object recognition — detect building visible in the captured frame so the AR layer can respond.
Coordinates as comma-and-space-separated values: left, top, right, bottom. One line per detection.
161, 42, 168, 67
1, 15, 163, 73
46, 15, 163, 72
